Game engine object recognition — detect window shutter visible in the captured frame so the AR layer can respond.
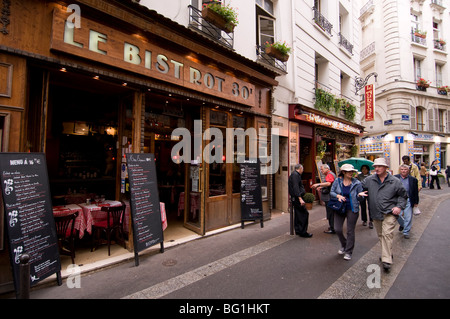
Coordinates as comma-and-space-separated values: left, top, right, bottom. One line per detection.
428, 108, 434, 131
410, 106, 416, 130
434, 108, 439, 132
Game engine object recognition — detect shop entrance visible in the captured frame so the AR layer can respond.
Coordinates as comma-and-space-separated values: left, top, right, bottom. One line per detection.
144, 91, 204, 236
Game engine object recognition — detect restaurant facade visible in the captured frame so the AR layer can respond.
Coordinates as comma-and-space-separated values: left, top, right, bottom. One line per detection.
0, 0, 279, 291
289, 104, 364, 192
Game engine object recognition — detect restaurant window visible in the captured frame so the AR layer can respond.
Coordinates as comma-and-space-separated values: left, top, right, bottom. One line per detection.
209, 110, 227, 197
232, 115, 248, 194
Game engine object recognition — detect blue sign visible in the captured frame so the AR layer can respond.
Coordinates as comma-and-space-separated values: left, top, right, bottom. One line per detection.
395, 136, 404, 144
402, 115, 410, 121
384, 120, 393, 125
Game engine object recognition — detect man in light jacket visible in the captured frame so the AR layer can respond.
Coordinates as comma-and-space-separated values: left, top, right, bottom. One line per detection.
358, 158, 408, 272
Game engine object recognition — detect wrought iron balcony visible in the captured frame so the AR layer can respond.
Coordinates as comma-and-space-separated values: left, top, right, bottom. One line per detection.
338, 32, 353, 55
434, 40, 446, 51
411, 32, 427, 46
312, 6, 333, 36
188, 5, 234, 49
256, 45, 287, 74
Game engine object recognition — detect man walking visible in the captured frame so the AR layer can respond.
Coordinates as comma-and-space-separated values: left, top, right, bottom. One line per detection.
359, 158, 408, 272
394, 164, 419, 239
288, 164, 312, 238
400, 156, 422, 191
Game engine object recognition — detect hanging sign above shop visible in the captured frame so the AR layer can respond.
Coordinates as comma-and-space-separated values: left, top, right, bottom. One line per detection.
301, 113, 362, 135
364, 84, 375, 122
50, 9, 256, 107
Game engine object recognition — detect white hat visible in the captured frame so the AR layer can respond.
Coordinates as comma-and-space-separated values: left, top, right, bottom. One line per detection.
373, 158, 389, 167
340, 164, 357, 172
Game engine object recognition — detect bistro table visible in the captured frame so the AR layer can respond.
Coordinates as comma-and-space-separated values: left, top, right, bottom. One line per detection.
52, 204, 85, 239
77, 200, 123, 236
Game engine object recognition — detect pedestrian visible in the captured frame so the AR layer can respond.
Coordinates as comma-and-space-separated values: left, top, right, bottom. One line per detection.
288, 164, 313, 238
312, 164, 336, 234
429, 160, 441, 189
394, 164, 419, 239
445, 165, 450, 187
420, 162, 427, 188
330, 164, 363, 261
357, 165, 373, 228
358, 158, 408, 272
400, 156, 422, 191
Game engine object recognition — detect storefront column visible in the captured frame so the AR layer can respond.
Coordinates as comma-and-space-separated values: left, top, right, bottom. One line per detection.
133, 91, 145, 154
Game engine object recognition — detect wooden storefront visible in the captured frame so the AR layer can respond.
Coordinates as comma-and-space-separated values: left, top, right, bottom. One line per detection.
0, 0, 278, 291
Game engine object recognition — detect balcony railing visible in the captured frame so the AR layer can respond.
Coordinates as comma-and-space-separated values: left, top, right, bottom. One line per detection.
411, 32, 427, 46
256, 45, 287, 74
312, 7, 333, 36
338, 32, 354, 55
188, 5, 234, 49
434, 40, 446, 51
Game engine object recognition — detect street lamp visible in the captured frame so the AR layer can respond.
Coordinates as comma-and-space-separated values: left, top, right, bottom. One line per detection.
355, 72, 378, 95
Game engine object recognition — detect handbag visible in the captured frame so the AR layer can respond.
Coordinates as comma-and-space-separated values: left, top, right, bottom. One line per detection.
327, 197, 346, 214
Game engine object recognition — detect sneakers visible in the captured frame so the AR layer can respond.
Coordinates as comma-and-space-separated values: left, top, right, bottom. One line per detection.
343, 254, 352, 261
338, 248, 352, 260
338, 247, 345, 255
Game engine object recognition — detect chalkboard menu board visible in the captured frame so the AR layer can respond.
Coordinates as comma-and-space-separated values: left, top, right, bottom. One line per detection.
126, 154, 163, 264
0, 153, 60, 292
240, 159, 263, 228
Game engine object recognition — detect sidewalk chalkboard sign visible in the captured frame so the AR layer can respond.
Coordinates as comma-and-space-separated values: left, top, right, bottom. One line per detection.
0, 153, 61, 293
240, 158, 263, 228
126, 153, 164, 266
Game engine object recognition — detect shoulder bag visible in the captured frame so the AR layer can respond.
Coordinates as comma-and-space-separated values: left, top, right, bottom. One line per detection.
327, 197, 346, 215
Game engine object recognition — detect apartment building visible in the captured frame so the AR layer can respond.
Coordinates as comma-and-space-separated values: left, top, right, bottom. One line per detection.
359, 0, 450, 173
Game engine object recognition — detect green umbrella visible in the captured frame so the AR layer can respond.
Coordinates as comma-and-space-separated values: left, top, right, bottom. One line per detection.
338, 157, 374, 171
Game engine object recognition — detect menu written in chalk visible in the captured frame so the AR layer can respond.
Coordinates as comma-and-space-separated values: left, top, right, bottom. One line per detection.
0, 153, 60, 292
240, 158, 263, 222
126, 153, 163, 254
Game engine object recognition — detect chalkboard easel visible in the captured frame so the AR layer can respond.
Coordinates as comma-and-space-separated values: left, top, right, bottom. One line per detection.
126, 153, 164, 267
239, 159, 264, 229
0, 153, 62, 296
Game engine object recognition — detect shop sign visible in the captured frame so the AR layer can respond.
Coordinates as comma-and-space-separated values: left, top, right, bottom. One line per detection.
50, 9, 256, 107
364, 84, 374, 122
303, 113, 361, 135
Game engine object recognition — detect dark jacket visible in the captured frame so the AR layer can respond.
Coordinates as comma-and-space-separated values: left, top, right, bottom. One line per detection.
289, 170, 305, 200
394, 174, 419, 206
361, 173, 408, 220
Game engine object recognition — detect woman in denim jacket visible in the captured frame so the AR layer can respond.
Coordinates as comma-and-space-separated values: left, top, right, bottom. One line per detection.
330, 164, 363, 261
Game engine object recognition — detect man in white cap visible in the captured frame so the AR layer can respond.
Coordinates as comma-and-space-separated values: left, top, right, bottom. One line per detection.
358, 158, 408, 271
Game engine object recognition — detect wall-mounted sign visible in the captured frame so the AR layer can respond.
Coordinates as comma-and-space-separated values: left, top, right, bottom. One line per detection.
302, 113, 362, 135
365, 84, 374, 122
50, 9, 256, 107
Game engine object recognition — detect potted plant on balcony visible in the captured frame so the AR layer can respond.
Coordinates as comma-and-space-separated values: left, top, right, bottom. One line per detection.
265, 41, 292, 62
437, 38, 446, 45
437, 85, 449, 95
414, 29, 427, 38
202, 1, 238, 33
303, 193, 316, 210
417, 78, 431, 90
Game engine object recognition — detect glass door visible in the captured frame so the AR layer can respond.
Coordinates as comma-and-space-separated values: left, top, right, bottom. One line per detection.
183, 107, 205, 235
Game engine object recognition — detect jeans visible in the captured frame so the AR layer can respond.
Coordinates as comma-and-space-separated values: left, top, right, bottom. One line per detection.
398, 199, 413, 236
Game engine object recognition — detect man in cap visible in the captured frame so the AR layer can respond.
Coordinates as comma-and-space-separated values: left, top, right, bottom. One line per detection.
358, 158, 408, 271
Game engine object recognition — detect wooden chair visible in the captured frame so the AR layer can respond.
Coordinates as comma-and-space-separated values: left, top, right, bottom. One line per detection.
91, 202, 126, 256
54, 212, 78, 265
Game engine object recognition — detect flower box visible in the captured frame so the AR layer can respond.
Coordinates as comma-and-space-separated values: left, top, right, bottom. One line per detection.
265, 46, 290, 62
202, 5, 236, 33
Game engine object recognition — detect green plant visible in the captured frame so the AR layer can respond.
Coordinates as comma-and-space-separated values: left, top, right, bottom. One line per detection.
414, 29, 427, 37
265, 41, 292, 56
317, 140, 326, 159
343, 101, 356, 121
350, 144, 358, 157
203, 1, 239, 28
303, 192, 316, 203
314, 88, 335, 113
333, 98, 345, 115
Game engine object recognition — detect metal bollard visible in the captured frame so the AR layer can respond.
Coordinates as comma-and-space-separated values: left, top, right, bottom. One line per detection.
18, 254, 30, 299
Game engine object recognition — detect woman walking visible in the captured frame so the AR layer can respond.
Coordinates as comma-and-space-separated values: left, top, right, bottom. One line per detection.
330, 164, 363, 261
